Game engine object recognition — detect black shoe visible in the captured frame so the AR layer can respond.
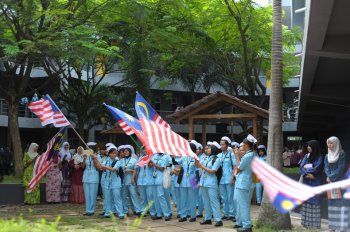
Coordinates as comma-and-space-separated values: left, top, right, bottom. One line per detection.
151, 216, 162, 220
177, 215, 181, 218
215, 221, 223, 227
222, 216, 228, 220
179, 217, 187, 222
103, 215, 111, 218
196, 214, 203, 218
186, 215, 190, 218
165, 216, 171, 221
83, 213, 90, 216
118, 216, 125, 220
189, 218, 196, 222
99, 212, 105, 216
229, 216, 236, 222
200, 220, 212, 225
237, 228, 252, 232
234, 224, 243, 228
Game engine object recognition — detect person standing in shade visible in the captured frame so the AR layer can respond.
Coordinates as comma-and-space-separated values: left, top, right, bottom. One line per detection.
137, 148, 157, 217
149, 153, 172, 221
82, 145, 101, 216
195, 142, 223, 227
23, 143, 40, 204
218, 136, 236, 221
299, 140, 324, 229
233, 135, 256, 232
69, 146, 85, 204
324, 136, 350, 232
178, 141, 198, 223
121, 145, 141, 216
46, 153, 62, 203
59, 142, 72, 202
255, 145, 267, 206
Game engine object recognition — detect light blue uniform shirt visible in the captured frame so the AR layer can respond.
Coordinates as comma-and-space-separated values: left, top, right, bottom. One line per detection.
121, 156, 137, 186
101, 157, 112, 188
218, 151, 236, 184
137, 155, 154, 186
151, 153, 168, 186
178, 156, 196, 188
199, 155, 221, 187
83, 155, 101, 184
235, 151, 255, 190
101, 157, 123, 189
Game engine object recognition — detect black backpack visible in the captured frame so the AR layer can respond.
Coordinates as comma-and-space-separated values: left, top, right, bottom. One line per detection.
212, 155, 223, 184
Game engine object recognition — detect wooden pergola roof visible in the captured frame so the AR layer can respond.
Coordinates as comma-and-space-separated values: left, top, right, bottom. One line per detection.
100, 125, 125, 135
166, 91, 269, 122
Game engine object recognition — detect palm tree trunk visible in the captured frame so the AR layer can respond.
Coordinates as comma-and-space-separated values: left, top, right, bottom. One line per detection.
256, 0, 292, 229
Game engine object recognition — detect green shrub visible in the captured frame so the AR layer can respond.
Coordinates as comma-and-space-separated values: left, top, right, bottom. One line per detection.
0, 216, 60, 232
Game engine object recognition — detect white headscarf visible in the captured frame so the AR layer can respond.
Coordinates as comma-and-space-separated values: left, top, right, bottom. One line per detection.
27, 143, 39, 159
60, 142, 71, 160
327, 136, 342, 163
73, 146, 84, 165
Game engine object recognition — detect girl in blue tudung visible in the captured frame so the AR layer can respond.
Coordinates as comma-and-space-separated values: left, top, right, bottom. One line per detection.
255, 145, 267, 206
218, 136, 236, 221
299, 140, 324, 229
233, 135, 256, 232
195, 142, 223, 227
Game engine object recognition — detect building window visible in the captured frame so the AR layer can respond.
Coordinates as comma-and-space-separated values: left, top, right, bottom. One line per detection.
171, 98, 177, 111
154, 97, 161, 111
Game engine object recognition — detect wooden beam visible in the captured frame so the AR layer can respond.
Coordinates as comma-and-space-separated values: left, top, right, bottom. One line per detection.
189, 116, 194, 140
252, 116, 257, 139
192, 113, 256, 119
202, 120, 207, 146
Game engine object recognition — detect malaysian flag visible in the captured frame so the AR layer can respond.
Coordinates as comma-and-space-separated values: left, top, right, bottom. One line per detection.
27, 127, 66, 193
28, 95, 70, 127
135, 91, 170, 128
135, 98, 197, 160
252, 157, 350, 213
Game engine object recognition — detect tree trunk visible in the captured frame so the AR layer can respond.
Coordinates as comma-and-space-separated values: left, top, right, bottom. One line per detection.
256, 0, 292, 229
8, 95, 23, 177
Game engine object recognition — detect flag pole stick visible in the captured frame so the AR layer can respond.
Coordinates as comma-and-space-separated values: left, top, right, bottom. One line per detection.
128, 135, 143, 153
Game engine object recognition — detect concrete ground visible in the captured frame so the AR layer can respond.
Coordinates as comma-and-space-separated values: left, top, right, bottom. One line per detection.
0, 201, 329, 231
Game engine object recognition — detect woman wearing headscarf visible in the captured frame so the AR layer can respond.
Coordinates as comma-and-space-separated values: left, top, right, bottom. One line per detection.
233, 135, 256, 232
195, 142, 223, 227
255, 145, 267, 206
59, 142, 72, 202
218, 136, 236, 221
46, 153, 62, 203
69, 146, 85, 204
324, 136, 350, 232
23, 143, 40, 204
299, 140, 324, 229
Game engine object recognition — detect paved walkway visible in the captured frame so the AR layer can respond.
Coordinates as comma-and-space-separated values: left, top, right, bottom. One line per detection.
0, 202, 329, 231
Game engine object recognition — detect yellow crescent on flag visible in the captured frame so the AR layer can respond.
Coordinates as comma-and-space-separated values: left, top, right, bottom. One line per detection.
137, 102, 149, 118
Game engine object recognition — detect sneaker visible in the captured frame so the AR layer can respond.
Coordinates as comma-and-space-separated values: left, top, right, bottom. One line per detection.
214, 221, 223, 227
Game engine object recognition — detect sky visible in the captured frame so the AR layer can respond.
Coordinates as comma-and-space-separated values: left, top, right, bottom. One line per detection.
254, 0, 270, 7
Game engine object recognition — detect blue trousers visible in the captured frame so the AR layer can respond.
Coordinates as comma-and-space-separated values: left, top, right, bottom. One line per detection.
248, 183, 255, 203
197, 188, 204, 215
256, 182, 263, 204
170, 180, 177, 206
122, 185, 141, 214
175, 186, 181, 215
179, 187, 196, 218
104, 187, 123, 217
164, 187, 171, 214
152, 185, 171, 217
220, 183, 235, 217
83, 183, 98, 213
138, 185, 156, 216
201, 186, 221, 222
235, 188, 252, 229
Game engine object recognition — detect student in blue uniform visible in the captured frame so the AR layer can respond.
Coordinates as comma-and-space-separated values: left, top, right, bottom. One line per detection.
121, 145, 142, 216
255, 145, 267, 206
82, 145, 101, 216
136, 149, 157, 217
171, 156, 182, 218
96, 147, 125, 219
218, 136, 236, 221
233, 135, 256, 232
149, 153, 172, 221
195, 143, 206, 218
195, 142, 223, 227
99, 146, 113, 216
177, 142, 198, 222
163, 154, 172, 216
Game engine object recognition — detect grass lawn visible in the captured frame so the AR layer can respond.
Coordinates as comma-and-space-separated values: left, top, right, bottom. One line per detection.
1, 175, 46, 184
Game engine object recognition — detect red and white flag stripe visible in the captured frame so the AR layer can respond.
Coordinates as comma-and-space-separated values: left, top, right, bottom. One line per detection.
153, 114, 170, 129
140, 119, 197, 159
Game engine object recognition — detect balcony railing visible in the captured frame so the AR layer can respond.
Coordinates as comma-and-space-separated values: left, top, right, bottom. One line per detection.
0, 99, 37, 118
